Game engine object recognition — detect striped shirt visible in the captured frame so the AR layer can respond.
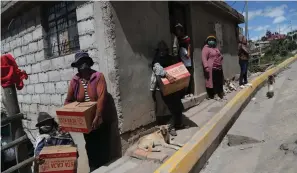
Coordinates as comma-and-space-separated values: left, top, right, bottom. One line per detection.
80, 79, 90, 101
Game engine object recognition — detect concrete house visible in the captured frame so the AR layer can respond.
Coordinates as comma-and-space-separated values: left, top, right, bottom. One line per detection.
1, 1, 244, 153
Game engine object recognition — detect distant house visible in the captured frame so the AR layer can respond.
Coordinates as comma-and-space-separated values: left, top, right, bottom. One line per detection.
287, 30, 297, 41
267, 33, 286, 41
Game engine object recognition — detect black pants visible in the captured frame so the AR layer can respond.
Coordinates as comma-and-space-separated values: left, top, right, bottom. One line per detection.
185, 66, 194, 95
206, 69, 224, 99
83, 123, 110, 172
239, 59, 248, 85
161, 91, 184, 128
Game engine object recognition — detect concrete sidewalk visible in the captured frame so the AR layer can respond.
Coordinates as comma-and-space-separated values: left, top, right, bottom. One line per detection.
93, 73, 263, 173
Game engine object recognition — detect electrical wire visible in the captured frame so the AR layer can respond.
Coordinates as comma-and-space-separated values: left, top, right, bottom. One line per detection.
241, 2, 246, 14
231, 1, 237, 7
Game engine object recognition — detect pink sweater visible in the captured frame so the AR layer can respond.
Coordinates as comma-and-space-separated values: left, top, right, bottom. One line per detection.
202, 45, 223, 70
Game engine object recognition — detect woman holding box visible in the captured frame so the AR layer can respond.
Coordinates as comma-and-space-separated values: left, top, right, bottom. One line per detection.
64, 51, 114, 171
201, 35, 224, 100
150, 41, 185, 136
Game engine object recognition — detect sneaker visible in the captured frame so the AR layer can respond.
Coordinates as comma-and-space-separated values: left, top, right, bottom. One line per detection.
240, 85, 245, 89
169, 128, 177, 136
184, 94, 194, 98
245, 83, 252, 87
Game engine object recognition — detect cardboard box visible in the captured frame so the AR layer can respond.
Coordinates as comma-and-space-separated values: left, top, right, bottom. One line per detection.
158, 62, 190, 96
39, 145, 77, 173
56, 102, 97, 133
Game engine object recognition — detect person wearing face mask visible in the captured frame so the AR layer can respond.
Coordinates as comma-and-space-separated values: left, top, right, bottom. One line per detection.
174, 23, 193, 98
202, 35, 224, 99
64, 51, 114, 171
150, 41, 185, 136
238, 35, 250, 87
34, 112, 75, 173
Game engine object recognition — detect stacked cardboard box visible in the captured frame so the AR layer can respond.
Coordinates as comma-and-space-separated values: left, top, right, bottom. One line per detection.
39, 145, 77, 173
56, 102, 97, 133
158, 62, 190, 96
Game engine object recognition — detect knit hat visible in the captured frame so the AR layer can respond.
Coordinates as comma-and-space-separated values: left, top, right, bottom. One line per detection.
206, 35, 216, 41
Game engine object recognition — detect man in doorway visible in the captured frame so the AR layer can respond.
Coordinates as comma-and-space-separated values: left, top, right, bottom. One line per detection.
174, 23, 194, 98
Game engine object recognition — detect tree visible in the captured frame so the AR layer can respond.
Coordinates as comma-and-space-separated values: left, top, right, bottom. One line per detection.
287, 40, 297, 51
266, 30, 272, 38
261, 36, 267, 41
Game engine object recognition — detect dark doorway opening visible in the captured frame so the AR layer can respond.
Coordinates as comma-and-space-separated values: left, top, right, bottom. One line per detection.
168, 2, 195, 95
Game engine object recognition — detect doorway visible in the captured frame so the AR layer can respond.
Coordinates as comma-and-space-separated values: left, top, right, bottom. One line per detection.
168, 2, 195, 95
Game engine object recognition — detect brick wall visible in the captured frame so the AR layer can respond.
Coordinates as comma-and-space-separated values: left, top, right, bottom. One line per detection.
1, 2, 100, 144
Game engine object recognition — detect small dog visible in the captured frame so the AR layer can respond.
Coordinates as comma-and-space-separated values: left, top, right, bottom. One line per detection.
137, 125, 183, 152
223, 86, 231, 94
266, 75, 275, 98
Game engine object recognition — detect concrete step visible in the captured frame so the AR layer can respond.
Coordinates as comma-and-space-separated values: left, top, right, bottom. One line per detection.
182, 92, 207, 110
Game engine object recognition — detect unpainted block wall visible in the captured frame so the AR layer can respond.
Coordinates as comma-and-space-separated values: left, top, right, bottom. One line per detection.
112, 1, 171, 132
190, 3, 240, 95
1, 2, 121, 172
0, 2, 105, 145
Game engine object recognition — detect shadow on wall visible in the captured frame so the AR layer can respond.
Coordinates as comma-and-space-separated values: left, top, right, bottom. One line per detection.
111, 1, 172, 132
104, 93, 122, 161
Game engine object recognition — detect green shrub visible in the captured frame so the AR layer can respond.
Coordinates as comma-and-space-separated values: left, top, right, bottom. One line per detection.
280, 49, 288, 56
287, 41, 297, 51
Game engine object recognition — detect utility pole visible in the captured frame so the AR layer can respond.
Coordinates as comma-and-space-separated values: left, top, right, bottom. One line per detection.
245, 1, 248, 40
289, 20, 293, 41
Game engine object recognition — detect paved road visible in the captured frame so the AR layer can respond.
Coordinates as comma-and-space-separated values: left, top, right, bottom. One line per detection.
201, 61, 297, 173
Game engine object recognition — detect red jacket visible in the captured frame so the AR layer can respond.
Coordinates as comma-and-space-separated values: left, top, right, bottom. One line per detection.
1, 54, 28, 90
64, 71, 107, 121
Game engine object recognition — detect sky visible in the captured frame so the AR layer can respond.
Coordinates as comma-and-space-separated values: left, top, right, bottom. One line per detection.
226, 1, 297, 41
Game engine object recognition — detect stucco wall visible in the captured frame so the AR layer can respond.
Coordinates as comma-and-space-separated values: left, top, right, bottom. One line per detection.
112, 1, 171, 132
190, 2, 240, 95
1, 1, 242, 154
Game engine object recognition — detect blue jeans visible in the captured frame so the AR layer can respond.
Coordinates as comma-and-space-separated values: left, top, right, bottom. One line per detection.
239, 59, 248, 85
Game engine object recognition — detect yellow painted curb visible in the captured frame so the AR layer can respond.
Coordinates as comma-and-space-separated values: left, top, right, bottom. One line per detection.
155, 54, 297, 173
